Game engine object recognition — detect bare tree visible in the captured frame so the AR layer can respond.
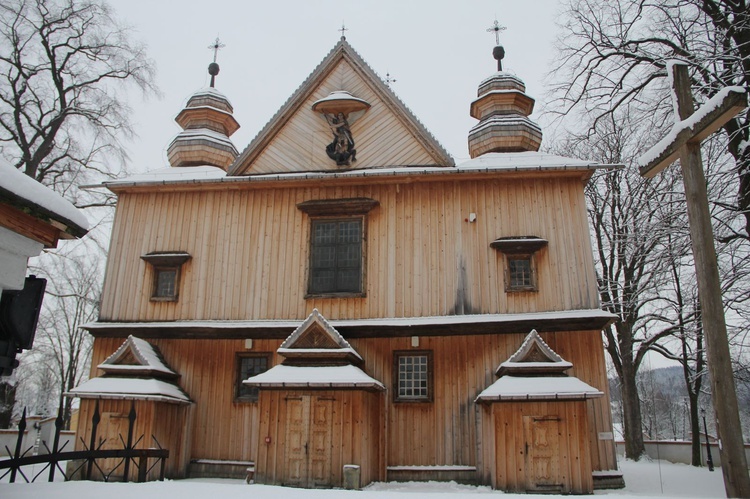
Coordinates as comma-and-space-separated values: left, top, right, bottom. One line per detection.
30, 246, 100, 428
0, 0, 156, 207
554, 110, 697, 459
549, 0, 750, 238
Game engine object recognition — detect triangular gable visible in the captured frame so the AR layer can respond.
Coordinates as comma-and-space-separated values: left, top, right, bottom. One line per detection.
229, 39, 454, 175
98, 335, 178, 379
496, 329, 572, 376
278, 309, 362, 365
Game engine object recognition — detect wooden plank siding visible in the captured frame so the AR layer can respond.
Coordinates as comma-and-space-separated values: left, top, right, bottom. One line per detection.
99, 176, 599, 322
84, 330, 615, 479
75, 399, 192, 479
244, 60, 439, 175
482, 400, 594, 494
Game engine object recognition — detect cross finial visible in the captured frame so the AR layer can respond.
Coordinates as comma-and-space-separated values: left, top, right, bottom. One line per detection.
385, 71, 397, 87
209, 36, 225, 63
207, 37, 225, 88
487, 18, 506, 46
339, 22, 348, 40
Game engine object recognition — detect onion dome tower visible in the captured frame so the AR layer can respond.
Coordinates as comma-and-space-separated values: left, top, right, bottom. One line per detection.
468, 36, 542, 158
167, 40, 240, 170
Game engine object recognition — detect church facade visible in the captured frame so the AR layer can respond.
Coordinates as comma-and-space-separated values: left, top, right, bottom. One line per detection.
70, 38, 623, 494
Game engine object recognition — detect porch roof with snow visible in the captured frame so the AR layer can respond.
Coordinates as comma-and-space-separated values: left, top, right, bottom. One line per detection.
244, 364, 384, 391
67, 377, 191, 404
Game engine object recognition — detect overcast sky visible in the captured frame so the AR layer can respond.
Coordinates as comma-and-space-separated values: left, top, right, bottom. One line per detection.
107, 0, 564, 173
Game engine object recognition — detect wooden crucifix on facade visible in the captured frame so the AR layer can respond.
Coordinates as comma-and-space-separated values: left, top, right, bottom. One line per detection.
638, 62, 749, 498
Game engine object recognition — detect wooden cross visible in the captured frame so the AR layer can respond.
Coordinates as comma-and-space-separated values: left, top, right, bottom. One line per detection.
638, 62, 748, 498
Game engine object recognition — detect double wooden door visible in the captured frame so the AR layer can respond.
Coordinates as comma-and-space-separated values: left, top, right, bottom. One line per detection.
284, 395, 334, 488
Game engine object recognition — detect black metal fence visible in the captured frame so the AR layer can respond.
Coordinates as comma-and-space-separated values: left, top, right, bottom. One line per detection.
0, 400, 169, 483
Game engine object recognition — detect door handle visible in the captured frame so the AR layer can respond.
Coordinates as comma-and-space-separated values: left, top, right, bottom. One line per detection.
304, 442, 308, 455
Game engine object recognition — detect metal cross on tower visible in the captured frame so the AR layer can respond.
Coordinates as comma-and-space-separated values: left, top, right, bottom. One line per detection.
207, 37, 225, 87
487, 18, 506, 46
339, 23, 348, 40
208, 37, 225, 63
385, 72, 397, 87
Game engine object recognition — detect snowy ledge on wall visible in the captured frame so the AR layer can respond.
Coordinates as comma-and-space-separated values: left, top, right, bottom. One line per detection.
0, 158, 89, 234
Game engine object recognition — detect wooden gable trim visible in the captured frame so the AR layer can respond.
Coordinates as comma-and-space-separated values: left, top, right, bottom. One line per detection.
228, 39, 454, 176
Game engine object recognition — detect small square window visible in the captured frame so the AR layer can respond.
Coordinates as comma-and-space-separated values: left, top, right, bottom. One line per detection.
393, 351, 433, 402
141, 251, 191, 302
154, 268, 177, 298
236, 353, 271, 402
505, 255, 537, 292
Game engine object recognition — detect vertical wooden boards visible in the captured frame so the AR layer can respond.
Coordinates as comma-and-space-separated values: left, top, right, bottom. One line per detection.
487, 401, 593, 494
100, 176, 600, 322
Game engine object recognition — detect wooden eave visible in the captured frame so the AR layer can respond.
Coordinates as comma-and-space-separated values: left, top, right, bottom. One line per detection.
0, 198, 86, 248
103, 167, 601, 196
490, 236, 548, 254
297, 197, 379, 216
228, 39, 454, 175
175, 107, 240, 136
140, 251, 192, 267
84, 312, 616, 340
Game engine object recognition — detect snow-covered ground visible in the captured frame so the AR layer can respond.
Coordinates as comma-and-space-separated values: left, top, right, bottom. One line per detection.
0, 458, 727, 498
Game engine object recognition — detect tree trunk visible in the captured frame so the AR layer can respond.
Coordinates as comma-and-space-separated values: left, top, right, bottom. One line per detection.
621, 358, 646, 459
688, 391, 702, 466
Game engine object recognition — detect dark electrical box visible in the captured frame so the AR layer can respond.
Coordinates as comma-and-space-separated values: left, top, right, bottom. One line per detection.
0, 276, 47, 375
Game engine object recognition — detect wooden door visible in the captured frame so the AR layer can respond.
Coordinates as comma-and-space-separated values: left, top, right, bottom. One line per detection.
523, 415, 563, 493
283, 395, 334, 488
100, 412, 129, 479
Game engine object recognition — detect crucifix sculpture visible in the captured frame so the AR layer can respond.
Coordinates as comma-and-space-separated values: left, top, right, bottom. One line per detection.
638, 62, 749, 498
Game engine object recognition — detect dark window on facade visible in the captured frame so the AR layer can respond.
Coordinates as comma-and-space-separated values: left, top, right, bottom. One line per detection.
309, 218, 363, 295
235, 353, 271, 402
508, 256, 534, 290
141, 252, 191, 302
154, 268, 178, 298
393, 350, 433, 402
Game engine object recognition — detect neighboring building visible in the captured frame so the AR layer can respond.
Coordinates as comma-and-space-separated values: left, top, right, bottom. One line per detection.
70, 38, 623, 493
0, 160, 89, 375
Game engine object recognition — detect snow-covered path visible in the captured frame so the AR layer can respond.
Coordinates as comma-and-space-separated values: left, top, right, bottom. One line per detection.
0, 459, 726, 498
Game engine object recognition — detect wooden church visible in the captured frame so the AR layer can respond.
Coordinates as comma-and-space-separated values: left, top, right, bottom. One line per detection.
69, 35, 624, 493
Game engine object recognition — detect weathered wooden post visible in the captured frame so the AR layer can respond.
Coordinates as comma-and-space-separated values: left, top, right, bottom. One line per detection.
638, 61, 749, 498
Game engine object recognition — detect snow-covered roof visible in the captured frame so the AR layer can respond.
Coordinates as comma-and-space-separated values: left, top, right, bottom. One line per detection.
83, 308, 617, 335
98, 335, 177, 378
0, 158, 89, 234
100, 151, 620, 191
243, 364, 384, 391
278, 309, 362, 362
67, 377, 191, 404
475, 375, 603, 402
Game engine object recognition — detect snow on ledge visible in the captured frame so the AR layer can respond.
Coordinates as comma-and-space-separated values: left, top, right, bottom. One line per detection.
83, 308, 617, 331
67, 377, 191, 404
244, 364, 384, 390
475, 375, 603, 402
0, 158, 89, 231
